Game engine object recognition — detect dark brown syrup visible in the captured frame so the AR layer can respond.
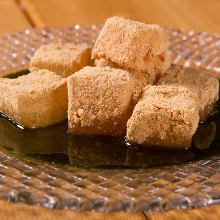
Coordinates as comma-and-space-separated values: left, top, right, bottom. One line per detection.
0, 103, 219, 168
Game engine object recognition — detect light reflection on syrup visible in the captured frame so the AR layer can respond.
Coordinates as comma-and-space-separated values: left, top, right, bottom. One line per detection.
0, 108, 219, 168
0, 114, 68, 155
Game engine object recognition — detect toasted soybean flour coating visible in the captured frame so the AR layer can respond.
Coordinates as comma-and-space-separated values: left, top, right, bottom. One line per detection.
157, 65, 219, 121
127, 85, 200, 148
94, 58, 155, 105
92, 16, 170, 76
30, 43, 91, 77
0, 70, 67, 128
67, 66, 133, 136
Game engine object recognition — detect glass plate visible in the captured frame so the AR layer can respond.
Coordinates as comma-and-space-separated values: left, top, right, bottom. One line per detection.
0, 25, 220, 212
